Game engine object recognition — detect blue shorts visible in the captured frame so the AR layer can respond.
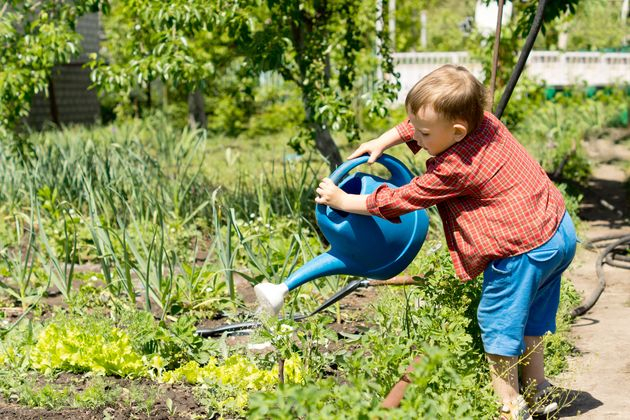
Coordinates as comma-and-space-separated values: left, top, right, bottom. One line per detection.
477, 212, 577, 357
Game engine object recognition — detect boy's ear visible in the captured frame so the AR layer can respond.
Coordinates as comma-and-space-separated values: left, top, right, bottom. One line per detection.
453, 123, 468, 142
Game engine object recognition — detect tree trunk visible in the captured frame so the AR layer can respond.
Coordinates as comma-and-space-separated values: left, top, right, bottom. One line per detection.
304, 100, 342, 170
146, 81, 152, 109
187, 88, 206, 129
314, 125, 342, 170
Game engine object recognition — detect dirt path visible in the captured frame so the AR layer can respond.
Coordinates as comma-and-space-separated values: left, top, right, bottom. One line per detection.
556, 129, 630, 419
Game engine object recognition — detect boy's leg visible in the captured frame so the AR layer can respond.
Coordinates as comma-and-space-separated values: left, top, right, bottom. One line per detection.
520, 213, 577, 413
478, 255, 530, 407
520, 335, 545, 391
487, 353, 520, 403
521, 336, 560, 416
479, 212, 575, 409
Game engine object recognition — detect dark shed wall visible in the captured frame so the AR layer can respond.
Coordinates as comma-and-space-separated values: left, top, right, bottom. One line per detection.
27, 13, 100, 129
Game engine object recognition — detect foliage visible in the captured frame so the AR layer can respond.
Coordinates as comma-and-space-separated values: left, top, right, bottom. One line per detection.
0, 0, 108, 138
118, 310, 215, 370
0, 368, 163, 413
392, 0, 477, 52
236, 0, 400, 166
164, 354, 302, 417
510, 85, 628, 185
0, 319, 40, 369
248, 377, 381, 419
556, 183, 583, 231
90, 0, 240, 91
243, 82, 305, 138
91, 0, 401, 167
0, 201, 47, 310
536, 0, 629, 51
0, 308, 300, 417
511, 0, 580, 39
544, 278, 581, 376
0, 374, 121, 410
30, 314, 147, 377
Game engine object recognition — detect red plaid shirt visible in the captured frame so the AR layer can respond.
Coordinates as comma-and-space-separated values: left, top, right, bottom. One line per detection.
366, 112, 566, 280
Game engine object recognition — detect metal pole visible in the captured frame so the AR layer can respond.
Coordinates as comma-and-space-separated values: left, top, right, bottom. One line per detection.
489, 0, 504, 111
494, 0, 548, 119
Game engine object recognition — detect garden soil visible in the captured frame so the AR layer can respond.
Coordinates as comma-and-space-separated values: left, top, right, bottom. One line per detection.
555, 128, 630, 419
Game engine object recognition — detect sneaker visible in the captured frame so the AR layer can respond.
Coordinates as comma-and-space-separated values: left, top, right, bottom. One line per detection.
499, 396, 533, 420
526, 380, 559, 416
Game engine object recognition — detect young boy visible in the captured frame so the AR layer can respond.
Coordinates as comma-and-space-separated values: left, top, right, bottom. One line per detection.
315, 64, 577, 419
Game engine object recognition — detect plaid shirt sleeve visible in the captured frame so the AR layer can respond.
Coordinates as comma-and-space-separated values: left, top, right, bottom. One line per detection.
368, 112, 567, 280
366, 153, 469, 223
395, 119, 422, 154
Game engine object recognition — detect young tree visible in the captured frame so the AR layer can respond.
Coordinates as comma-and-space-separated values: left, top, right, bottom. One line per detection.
93, 0, 398, 169
242, 0, 399, 168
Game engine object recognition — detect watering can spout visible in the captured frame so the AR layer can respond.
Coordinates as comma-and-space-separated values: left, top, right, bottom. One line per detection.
254, 252, 347, 315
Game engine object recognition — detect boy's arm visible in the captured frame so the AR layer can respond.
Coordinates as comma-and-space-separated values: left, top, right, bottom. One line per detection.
317, 152, 469, 221
315, 178, 371, 215
347, 126, 411, 164
395, 119, 422, 154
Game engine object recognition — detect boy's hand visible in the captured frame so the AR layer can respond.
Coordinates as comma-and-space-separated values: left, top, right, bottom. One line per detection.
347, 139, 385, 164
315, 178, 347, 210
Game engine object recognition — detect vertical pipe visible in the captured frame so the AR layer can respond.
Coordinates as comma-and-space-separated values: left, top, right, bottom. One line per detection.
420, 10, 427, 49
376, 0, 383, 79
389, 0, 396, 51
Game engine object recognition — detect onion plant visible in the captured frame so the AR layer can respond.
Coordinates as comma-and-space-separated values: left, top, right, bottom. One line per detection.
0, 191, 41, 309
36, 203, 78, 301
210, 189, 237, 302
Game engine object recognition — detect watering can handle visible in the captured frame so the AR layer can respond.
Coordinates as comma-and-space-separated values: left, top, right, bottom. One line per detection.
327, 153, 412, 185
316, 153, 413, 214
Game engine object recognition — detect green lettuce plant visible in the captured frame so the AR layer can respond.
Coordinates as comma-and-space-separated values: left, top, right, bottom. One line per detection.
30, 314, 146, 377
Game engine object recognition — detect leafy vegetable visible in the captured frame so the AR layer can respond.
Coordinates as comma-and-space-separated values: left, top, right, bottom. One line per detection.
30, 314, 146, 377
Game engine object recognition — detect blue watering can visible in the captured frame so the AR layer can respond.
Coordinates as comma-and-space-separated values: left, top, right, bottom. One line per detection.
254, 154, 430, 314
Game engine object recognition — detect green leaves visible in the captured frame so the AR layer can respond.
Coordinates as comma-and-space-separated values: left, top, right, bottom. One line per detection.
0, 0, 108, 133
30, 314, 147, 377
91, 0, 240, 95
243, 0, 400, 164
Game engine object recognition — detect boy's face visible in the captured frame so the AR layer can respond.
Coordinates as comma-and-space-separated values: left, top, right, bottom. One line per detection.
408, 106, 468, 156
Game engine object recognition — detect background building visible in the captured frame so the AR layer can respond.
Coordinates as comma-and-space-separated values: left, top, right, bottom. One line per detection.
27, 13, 100, 129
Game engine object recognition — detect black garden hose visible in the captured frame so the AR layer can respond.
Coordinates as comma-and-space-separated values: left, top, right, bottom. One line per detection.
571, 234, 630, 317
196, 280, 370, 337
196, 276, 421, 338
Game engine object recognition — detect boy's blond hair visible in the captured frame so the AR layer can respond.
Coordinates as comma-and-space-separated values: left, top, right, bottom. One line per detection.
405, 64, 488, 133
